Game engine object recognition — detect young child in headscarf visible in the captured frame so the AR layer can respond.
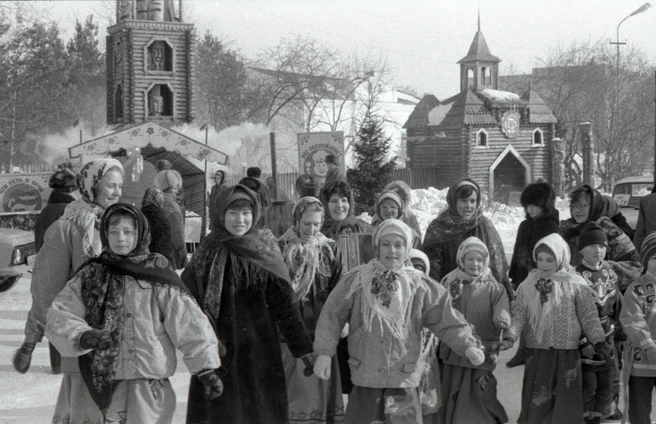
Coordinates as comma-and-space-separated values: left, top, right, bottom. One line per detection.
371, 190, 421, 248
182, 184, 314, 424
313, 219, 484, 424
508, 233, 609, 423
45, 204, 222, 423
279, 196, 345, 423
408, 249, 440, 424
439, 236, 511, 424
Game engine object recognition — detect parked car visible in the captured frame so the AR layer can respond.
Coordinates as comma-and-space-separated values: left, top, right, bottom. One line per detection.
612, 176, 654, 230
0, 228, 35, 292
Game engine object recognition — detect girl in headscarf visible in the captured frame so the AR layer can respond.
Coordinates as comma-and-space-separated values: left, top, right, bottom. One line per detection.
278, 196, 345, 423
439, 237, 511, 424
14, 158, 124, 376
382, 180, 422, 239
141, 187, 176, 268
45, 204, 221, 423
182, 184, 314, 424
421, 178, 513, 298
154, 169, 188, 269
371, 190, 421, 247
560, 184, 641, 291
507, 233, 609, 424
313, 219, 485, 424
320, 180, 373, 239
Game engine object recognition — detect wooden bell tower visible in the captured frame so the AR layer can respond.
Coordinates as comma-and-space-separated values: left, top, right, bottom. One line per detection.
106, 0, 196, 126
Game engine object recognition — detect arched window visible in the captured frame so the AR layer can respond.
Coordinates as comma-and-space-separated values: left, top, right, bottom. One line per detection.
467, 68, 475, 88
532, 128, 544, 145
485, 67, 492, 85
476, 129, 488, 148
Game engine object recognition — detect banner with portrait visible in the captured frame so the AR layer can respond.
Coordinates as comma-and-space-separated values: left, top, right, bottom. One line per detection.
297, 132, 345, 184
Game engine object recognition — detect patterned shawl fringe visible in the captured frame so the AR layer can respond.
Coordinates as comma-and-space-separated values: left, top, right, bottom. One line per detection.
279, 227, 334, 299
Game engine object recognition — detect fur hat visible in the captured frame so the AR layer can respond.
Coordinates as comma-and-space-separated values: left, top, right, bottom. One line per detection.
156, 159, 173, 171
384, 180, 412, 207
48, 168, 77, 193
295, 174, 321, 198
641, 232, 656, 269
578, 222, 608, 251
521, 181, 556, 212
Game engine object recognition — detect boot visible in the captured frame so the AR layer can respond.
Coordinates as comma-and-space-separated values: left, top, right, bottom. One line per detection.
13, 342, 36, 374
506, 345, 528, 368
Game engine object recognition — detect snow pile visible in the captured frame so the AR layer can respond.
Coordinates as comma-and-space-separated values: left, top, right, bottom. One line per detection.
479, 88, 520, 102
427, 102, 454, 126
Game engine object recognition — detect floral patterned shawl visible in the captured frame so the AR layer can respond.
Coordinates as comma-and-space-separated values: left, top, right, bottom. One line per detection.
77, 203, 187, 412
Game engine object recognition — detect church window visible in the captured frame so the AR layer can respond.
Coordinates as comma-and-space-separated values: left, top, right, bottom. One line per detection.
476, 128, 488, 148
532, 128, 544, 145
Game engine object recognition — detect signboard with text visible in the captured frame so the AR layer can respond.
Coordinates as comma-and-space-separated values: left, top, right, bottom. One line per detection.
297, 131, 345, 184
0, 173, 52, 215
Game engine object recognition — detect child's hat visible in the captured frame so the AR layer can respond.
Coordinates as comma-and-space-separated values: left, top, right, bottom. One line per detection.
376, 190, 404, 213
373, 219, 413, 254
578, 222, 608, 251
408, 249, 430, 274
456, 236, 489, 269
641, 231, 656, 269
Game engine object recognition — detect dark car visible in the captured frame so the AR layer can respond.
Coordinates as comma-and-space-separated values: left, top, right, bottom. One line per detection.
612, 176, 654, 230
0, 228, 35, 292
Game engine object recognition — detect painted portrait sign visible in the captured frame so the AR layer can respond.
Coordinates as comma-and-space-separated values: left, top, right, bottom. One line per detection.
0, 173, 52, 215
297, 131, 345, 183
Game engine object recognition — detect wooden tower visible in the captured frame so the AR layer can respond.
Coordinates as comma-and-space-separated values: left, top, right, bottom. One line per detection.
106, 0, 196, 126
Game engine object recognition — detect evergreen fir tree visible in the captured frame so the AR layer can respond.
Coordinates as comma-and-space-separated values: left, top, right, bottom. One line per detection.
347, 112, 397, 210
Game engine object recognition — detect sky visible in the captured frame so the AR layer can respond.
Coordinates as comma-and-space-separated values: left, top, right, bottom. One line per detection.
16, 0, 656, 99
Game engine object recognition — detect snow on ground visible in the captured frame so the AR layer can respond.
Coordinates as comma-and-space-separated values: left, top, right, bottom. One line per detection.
0, 187, 575, 423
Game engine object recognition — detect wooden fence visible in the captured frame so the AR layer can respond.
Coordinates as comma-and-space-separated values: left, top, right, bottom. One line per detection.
224, 168, 443, 201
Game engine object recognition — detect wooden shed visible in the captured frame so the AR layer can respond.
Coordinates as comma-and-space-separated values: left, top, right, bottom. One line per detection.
404, 22, 557, 201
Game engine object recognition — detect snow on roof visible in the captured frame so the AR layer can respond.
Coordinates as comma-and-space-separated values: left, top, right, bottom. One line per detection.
478, 88, 520, 102
427, 103, 454, 126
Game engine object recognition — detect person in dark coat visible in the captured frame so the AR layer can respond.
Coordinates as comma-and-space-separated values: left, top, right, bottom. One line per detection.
32, 166, 78, 374
509, 181, 560, 289
208, 169, 228, 231
633, 185, 656, 255
323, 154, 345, 186
506, 181, 560, 368
295, 173, 322, 199
559, 184, 641, 292
154, 169, 188, 269
421, 178, 513, 299
182, 184, 313, 424
141, 188, 176, 269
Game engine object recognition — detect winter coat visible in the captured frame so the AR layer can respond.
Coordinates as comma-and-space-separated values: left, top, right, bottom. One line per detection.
25, 218, 96, 374
46, 272, 220, 380
509, 210, 560, 288
34, 190, 75, 252
313, 266, 479, 389
634, 193, 656, 254
161, 192, 188, 269
620, 272, 656, 377
141, 203, 176, 268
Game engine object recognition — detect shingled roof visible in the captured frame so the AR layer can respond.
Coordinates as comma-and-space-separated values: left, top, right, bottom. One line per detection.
457, 30, 501, 64
521, 88, 558, 124
403, 94, 440, 129
439, 90, 498, 128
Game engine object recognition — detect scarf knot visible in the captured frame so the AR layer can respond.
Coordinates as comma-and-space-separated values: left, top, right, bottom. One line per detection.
535, 277, 554, 305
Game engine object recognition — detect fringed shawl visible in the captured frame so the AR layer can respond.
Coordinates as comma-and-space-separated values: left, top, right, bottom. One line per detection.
345, 260, 423, 359
186, 185, 291, 323
522, 233, 585, 344
77, 203, 187, 413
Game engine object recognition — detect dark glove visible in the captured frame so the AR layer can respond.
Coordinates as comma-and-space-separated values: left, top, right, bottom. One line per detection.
198, 369, 224, 400
301, 353, 315, 377
594, 342, 612, 365
79, 329, 112, 351
12, 342, 36, 374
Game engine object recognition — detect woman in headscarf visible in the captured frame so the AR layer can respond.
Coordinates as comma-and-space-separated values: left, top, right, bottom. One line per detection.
560, 184, 641, 291
183, 184, 314, 424
507, 233, 609, 424
45, 204, 221, 423
14, 158, 124, 376
278, 196, 344, 423
313, 219, 485, 423
371, 190, 421, 248
421, 178, 513, 297
320, 180, 373, 239
381, 180, 422, 239
141, 187, 176, 268
154, 169, 188, 269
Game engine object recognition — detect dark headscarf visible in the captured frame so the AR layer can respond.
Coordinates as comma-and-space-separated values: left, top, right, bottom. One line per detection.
77, 203, 187, 412
185, 185, 290, 322
423, 178, 484, 247
142, 187, 164, 209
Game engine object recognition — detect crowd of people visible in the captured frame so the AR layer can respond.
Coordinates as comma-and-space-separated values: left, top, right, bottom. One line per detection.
10, 158, 656, 424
